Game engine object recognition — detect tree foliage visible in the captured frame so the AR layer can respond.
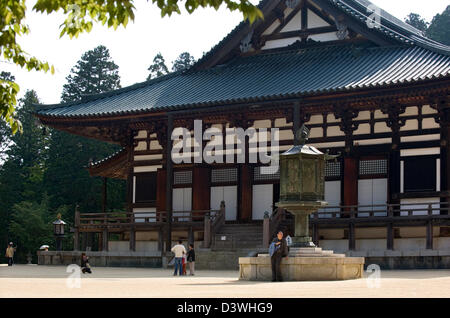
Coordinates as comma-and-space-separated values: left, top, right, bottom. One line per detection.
147, 52, 169, 80
1, 0, 262, 133
405, 13, 429, 32
61, 45, 120, 102
405, 6, 450, 45
426, 5, 450, 46
172, 52, 196, 72
45, 45, 125, 217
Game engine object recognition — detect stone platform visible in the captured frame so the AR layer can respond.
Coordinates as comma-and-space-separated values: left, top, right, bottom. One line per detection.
239, 247, 364, 281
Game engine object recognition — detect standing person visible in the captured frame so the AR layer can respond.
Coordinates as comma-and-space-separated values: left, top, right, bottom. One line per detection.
81, 253, 92, 274
269, 231, 288, 282
171, 240, 186, 276
5, 242, 15, 266
186, 244, 196, 276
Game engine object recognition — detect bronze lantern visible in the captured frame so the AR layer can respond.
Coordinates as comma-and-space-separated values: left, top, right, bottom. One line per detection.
277, 125, 337, 248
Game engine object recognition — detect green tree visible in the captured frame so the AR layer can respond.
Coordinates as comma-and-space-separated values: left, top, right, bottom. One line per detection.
147, 53, 169, 80
405, 13, 429, 32
44, 46, 125, 217
0, 72, 15, 162
172, 52, 196, 72
1, 0, 262, 131
8, 198, 55, 263
426, 6, 450, 46
0, 90, 47, 251
61, 45, 120, 101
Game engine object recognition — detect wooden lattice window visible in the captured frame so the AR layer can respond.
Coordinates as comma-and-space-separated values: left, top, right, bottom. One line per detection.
325, 161, 341, 179
359, 159, 388, 177
253, 166, 280, 182
174, 170, 192, 186
211, 168, 238, 184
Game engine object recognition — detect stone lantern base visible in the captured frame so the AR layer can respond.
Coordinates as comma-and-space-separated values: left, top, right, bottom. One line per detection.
239, 247, 364, 281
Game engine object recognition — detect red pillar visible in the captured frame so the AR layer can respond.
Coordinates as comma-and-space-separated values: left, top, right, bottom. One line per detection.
192, 166, 210, 221
239, 165, 253, 222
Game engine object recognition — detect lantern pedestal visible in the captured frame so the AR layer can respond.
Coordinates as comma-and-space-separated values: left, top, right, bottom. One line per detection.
276, 201, 327, 248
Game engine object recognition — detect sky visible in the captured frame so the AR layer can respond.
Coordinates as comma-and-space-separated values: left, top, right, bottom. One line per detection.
2, 0, 449, 106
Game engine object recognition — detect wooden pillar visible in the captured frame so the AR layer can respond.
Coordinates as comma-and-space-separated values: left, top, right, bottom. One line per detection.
426, 220, 433, 250
348, 222, 355, 251
98, 232, 103, 251
102, 229, 108, 251
192, 166, 210, 221
73, 205, 80, 251
439, 106, 450, 213
81, 232, 87, 251
203, 215, 211, 248
126, 136, 136, 252
188, 227, 194, 246
239, 164, 252, 222
293, 102, 301, 146
158, 228, 164, 251
387, 223, 394, 250
263, 213, 270, 248
343, 157, 358, 208
166, 114, 174, 252
389, 134, 401, 205
102, 177, 108, 213
156, 169, 167, 221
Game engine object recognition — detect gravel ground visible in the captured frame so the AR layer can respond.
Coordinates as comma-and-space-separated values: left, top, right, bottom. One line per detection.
1, 264, 449, 298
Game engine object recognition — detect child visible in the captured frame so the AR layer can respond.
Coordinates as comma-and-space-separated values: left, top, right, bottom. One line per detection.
186, 244, 195, 276
81, 253, 92, 274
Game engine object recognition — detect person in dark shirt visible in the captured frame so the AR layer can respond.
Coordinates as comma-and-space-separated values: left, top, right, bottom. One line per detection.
81, 253, 92, 274
271, 231, 288, 282
186, 244, 196, 276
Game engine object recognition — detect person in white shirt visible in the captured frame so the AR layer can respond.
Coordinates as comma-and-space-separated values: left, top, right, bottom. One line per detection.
171, 240, 186, 276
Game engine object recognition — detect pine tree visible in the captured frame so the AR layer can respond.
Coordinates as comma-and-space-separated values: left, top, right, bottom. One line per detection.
426, 6, 450, 45
45, 46, 126, 217
61, 45, 120, 102
147, 53, 169, 80
0, 90, 47, 252
171, 52, 196, 72
405, 13, 429, 32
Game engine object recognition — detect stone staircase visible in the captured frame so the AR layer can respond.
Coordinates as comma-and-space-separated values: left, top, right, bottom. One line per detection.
212, 222, 265, 251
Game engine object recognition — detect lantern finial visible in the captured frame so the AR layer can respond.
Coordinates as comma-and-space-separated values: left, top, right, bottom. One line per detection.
296, 124, 310, 145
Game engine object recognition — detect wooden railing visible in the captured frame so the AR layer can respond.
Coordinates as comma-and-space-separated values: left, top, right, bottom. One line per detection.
311, 201, 450, 220
78, 209, 221, 227
203, 201, 226, 248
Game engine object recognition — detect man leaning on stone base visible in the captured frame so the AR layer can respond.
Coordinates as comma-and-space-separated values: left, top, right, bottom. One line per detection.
270, 231, 288, 282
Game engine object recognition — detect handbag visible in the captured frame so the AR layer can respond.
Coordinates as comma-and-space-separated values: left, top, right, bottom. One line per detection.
269, 242, 280, 257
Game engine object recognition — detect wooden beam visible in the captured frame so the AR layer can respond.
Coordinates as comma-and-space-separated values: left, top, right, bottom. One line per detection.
165, 114, 174, 252
261, 26, 337, 42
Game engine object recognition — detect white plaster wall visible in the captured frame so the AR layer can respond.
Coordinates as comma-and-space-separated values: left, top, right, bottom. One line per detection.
355, 239, 387, 251
308, 9, 330, 28
134, 165, 162, 173
108, 241, 130, 252
327, 126, 345, 137
319, 240, 348, 253
394, 238, 426, 250
435, 237, 450, 250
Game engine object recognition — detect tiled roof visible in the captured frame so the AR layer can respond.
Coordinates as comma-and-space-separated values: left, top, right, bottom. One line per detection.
36, 45, 450, 118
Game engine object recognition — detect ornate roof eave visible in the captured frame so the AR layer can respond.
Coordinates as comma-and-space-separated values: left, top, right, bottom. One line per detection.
36, 76, 450, 124
87, 147, 129, 179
